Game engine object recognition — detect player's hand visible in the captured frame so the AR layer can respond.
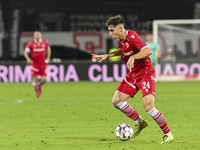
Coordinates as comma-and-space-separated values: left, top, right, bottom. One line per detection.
92, 54, 108, 63
45, 58, 50, 64
27, 58, 32, 64
127, 56, 135, 72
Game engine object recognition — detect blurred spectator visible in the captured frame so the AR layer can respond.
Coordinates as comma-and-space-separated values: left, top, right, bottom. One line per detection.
163, 47, 176, 62
145, 33, 161, 69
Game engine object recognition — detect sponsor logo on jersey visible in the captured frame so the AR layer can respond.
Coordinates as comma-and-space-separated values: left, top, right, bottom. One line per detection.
33, 48, 45, 52
123, 51, 133, 56
126, 42, 129, 48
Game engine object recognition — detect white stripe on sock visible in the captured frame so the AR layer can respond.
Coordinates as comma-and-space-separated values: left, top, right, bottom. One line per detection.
115, 101, 127, 109
147, 107, 159, 117
32, 82, 37, 86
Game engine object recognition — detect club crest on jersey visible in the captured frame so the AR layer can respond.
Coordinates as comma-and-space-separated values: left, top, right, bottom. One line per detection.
123, 50, 133, 56
42, 44, 45, 47
131, 35, 135, 38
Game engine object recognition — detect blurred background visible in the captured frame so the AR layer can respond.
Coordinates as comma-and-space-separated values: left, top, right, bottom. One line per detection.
0, 0, 200, 81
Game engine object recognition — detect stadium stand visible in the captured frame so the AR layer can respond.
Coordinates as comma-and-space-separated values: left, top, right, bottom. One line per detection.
1, 0, 195, 32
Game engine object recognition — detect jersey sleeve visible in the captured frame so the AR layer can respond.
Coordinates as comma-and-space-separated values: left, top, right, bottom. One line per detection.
130, 31, 148, 51
46, 40, 51, 50
25, 42, 32, 52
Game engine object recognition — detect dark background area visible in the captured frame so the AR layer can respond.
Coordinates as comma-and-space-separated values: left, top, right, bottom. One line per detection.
0, 0, 196, 32
0, 0, 199, 60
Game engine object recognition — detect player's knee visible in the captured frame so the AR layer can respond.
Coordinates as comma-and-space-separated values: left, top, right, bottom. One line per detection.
112, 98, 116, 105
143, 95, 155, 112
112, 97, 120, 105
112, 91, 128, 105
41, 77, 47, 83
144, 104, 154, 112
143, 100, 154, 112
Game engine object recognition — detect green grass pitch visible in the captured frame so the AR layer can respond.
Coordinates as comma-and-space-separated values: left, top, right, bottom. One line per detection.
0, 81, 199, 150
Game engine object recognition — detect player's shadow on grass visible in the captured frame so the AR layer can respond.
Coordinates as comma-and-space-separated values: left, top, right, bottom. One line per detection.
60, 136, 121, 142
61, 136, 159, 144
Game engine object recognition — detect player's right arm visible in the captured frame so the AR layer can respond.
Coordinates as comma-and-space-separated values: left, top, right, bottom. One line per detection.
108, 48, 123, 57
24, 43, 32, 64
24, 50, 32, 64
92, 48, 123, 63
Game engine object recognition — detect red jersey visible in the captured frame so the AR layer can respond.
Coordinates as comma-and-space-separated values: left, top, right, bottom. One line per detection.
25, 39, 50, 66
118, 30, 154, 79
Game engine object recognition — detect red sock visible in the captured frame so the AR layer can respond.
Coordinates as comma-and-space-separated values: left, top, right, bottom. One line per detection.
114, 101, 139, 121
148, 107, 170, 134
34, 84, 39, 91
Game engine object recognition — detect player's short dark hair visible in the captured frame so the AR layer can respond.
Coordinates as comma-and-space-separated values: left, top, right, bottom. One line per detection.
146, 32, 152, 35
106, 15, 124, 27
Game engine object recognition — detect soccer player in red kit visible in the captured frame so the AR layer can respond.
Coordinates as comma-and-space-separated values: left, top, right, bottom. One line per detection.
24, 31, 51, 98
92, 15, 174, 144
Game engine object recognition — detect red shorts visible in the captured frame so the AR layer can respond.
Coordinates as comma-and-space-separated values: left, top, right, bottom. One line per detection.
117, 70, 156, 98
31, 65, 47, 76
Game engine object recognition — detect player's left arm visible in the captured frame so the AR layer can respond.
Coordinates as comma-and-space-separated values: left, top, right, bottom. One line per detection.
46, 48, 51, 64
45, 40, 51, 64
132, 47, 152, 59
127, 31, 153, 72
127, 47, 152, 72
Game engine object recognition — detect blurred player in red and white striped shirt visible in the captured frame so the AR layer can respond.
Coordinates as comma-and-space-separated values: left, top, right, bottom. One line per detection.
92, 15, 174, 144
24, 31, 51, 98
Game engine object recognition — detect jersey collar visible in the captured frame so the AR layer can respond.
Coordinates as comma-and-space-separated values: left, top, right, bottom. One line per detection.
119, 30, 129, 43
34, 39, 42, 43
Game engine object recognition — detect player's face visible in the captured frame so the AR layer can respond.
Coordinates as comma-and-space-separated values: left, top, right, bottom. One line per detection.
108, 25, 122, 40
146, 34, 153, 42
33, 31, 42, 40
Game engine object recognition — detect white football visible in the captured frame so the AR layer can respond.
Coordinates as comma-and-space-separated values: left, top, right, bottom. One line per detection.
115, 123, 133, 141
